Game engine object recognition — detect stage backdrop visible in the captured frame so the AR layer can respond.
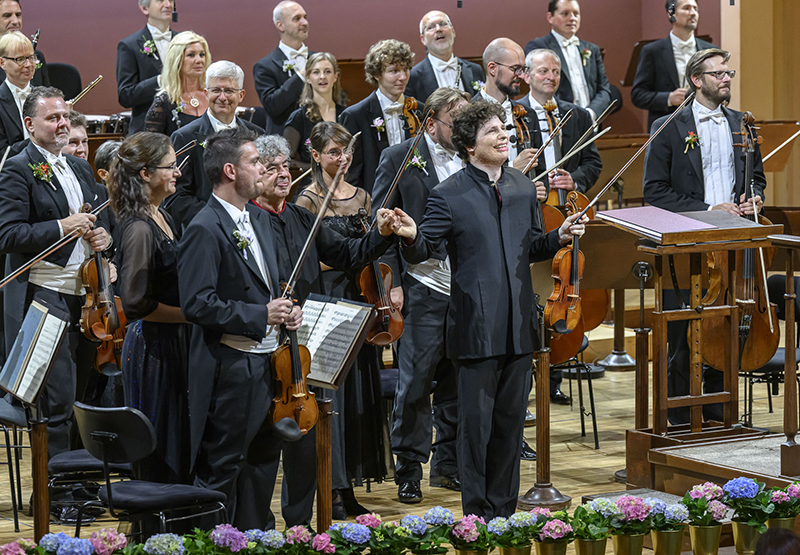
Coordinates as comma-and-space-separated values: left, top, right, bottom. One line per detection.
23, 0, 720, 134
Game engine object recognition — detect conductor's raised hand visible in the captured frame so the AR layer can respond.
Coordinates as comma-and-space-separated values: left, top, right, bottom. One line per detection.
267, 298, 296, 326
557, 212, 588, 246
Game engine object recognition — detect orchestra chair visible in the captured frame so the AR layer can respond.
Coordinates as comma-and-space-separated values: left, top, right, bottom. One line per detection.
0, 399, 30, 533
72, 402, 227, 538
552, 334, 600, 449
237, 106, 267, 130
740, 275, 800, 427
47, 63, 82, 101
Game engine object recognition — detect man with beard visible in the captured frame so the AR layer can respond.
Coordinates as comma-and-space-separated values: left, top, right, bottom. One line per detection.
473, 38, 537, 173
631, 0, 716, 130
643, 48, 766, 424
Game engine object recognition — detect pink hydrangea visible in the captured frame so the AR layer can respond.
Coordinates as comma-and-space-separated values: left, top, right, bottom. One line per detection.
0, 543, 25, 555
286, 526, 312, 544
788, 483, 800, 499
452, 515, 484, 543
89, 529, 128, 555
312, 534, 335, 554
540, 520, 572, 540
772, 491, 791, 504
616, 496, 651, 521
708, 500, 728, 522
690, 482, 723, 501
355, 513, 382, 529
530, 508, 552, 518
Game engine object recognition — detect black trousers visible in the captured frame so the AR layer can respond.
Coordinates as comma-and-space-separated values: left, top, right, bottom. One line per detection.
455, 352, 532, 519
391, 278, 458, 482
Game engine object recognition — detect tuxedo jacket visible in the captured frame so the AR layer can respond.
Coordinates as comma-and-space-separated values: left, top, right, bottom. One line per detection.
164, 113, 264, 230
371, 135, 445, 286
339, 90, 414, 194
0, 82, 28, 156
401, 164, 562, 360
0, 48, 49, 87
631, 36, 717, 130
253, 46, 313, 135
116, 26, 174, 134
178, 195, 281, 469
405, 56, 485, 104
0, 142, 108, 344
643, 105, 766, 213
516, 96, 602, 193
524, 34, 612, 118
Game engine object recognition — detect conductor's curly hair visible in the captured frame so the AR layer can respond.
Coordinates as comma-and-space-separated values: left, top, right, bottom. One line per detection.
451, 101, 506, 162
363, 39, 414, 87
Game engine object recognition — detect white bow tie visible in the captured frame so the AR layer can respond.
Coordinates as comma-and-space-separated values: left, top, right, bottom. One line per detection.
385, 102, 403, 116
699, 111, 725, 124
677, 38, 695, 51
439, 57, 459, 72
562, 36, 580, 48
433, 142, 454, 160
151, 29, 172, 42
52, 157, 67, 171
287, 45, 309, 60
16, 88, 29, 101
238, 211, 251, 226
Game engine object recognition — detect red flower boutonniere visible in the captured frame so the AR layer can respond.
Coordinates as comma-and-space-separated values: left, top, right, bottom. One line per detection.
684, 131, 700, 154
29, 162, 53, 184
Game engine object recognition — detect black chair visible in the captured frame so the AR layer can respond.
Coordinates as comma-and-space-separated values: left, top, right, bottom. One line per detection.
554, 335, 600, 450
72, 402, 227, 538
0, 399, 30, 532
47, 63, 82, 102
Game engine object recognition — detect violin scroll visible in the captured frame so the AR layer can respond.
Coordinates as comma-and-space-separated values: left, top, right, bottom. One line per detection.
403, 97, 422, 137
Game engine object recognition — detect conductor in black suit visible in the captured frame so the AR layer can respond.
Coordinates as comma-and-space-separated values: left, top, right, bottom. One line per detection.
0, 31, 36, 156
0, 87, 111, 457
165, 61, 264, 230
631, 0, 716, 130
253, 1, 310, 135
524, 0, 611, 122
393, 101, 586, 518
177, 127, 302, 528
116, 0, 176, 134
643, 48, 765, 424
405, 11, 485, 104
0, 0, 49, 87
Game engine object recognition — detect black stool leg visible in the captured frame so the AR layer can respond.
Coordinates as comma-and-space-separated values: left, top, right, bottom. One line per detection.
3, 426, 19, 532
575, 361, 586, 437
585, 364, 599, 450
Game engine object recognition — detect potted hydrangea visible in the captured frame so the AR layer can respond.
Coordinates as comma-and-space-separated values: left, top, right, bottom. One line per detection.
487, 512, 537, 555
647, 499, 689, 555
767, 483, 800, 530
328, 522, 373, 555
449, 514, 492, 555
608, 496, 652, 555
682, 482, 729, 555
722, 477, 775, 555
354, 513, 408, 555
572, 500, 614, 555
531, 510, 574, 555
407, 506, 455, 555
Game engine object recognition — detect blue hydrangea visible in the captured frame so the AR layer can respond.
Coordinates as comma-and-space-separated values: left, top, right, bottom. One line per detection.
144, 534, 186, 555
424, 506, 454, 526
56, 538, 93, 555
588, 498, 618, 518
644, 498, 667, 515
723, 478, 759, 499
341, 523, 371, 545
400, 515, 427, 536
488, 517, 510, 536
245, 530, 267, 544
40, 533, 71, 553
509, 512, 535, 528
262, 530, 285, 549
664, 504, 690, 522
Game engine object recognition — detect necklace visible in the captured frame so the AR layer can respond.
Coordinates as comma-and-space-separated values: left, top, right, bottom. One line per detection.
189, 93, 200, 108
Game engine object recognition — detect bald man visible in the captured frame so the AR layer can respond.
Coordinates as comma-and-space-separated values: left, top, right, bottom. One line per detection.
405, 10, 484, 104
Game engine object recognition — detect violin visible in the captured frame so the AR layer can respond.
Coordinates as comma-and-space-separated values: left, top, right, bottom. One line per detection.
270, 284, 317, 434
403, 97, 422, 137
78, 203, 119, 343
94, 297, 127, 376
699, 111, 779, 371
356, 208, 403, 345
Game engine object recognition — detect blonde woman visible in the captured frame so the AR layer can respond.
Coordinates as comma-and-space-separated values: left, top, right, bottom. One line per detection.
145, 31, 211, 137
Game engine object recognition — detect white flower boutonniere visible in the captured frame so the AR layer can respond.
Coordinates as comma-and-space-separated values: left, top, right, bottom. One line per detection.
282, 60, 296, 74
233, 229, 254, 259
141, 36, 158, 59
472, 80, 485, 91
200, 140, 208, 149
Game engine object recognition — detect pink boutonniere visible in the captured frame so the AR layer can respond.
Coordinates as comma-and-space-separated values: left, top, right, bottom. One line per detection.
140, 36, 158, 59
405, 148, 428, 176
371, 117, 386, 141
684, 131, 700, 154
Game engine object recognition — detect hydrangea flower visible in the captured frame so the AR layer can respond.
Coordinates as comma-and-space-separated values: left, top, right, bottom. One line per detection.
509, 512, 535, 528
341, 523, 371, 545
689, 482, 724, 501
424, 506, 454, 526
355, 513, 382, 529
56, 538, 93, 555
143, 534, 185, 555
0, 543, 26, 555
616, 496, 651, 521
394, 527, 411, 538
210, 525, 248, 552
788, 483, 800, 499
723, 478, 759, 499
452, 519, 479, 543
40, 533, 71, 553
263, 530, 285, 549
487, 517, 509, 536
530, 507, 553, 518
708, 500, 729, 522
772, 491, 791, 504
89, 529, 128, 555
312, 534, 335, 554
644, 498, 667, 515
541, 520, 572, 541
664, 504, 689, 522
286, 526, 312, 545
588, 499, 617, 518
400, 515, 427, 536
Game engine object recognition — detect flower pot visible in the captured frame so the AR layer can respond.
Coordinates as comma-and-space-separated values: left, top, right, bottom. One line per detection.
767, 517, 796, 530
689, 525, 722, 555
731, 520, 761, 555
575, 537, 607, 555
651, 529, 683, 555
612, 533, 645, 555
455, 549, 489, 555
534, 540, 569, 555
500, 545, 532, 555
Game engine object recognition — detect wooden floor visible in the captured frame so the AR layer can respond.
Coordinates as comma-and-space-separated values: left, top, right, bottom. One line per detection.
0, 363, 790, 544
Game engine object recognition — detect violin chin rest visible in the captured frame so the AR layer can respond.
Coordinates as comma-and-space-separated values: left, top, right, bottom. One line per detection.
273, 417, 303, 443
552, 320, 570, 335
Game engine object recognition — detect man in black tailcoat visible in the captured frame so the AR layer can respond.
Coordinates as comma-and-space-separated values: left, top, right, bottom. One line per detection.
0, 0, 49, 87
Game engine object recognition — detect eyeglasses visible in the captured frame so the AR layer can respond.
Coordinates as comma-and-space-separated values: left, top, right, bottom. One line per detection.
432, 117, 452, 129
207, 87, 242, 97
2, 55, 38, 66
322, 147, 353, 158
495, 62, 528, 76
155, 162, 179, 171
702, 70, 736, 80
424, 21, 451, 33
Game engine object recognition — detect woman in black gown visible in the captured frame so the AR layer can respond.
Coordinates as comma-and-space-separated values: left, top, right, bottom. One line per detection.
108, 132, 190, 483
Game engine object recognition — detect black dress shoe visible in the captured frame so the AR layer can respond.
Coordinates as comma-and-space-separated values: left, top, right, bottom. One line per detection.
521, 438, 537, 461
397, 480, 423, 504
340, 487, 370, 516
430, 473, 461, 491
551, 389, 571, 405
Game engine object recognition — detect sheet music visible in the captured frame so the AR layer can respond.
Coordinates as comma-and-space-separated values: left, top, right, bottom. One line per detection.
295, 299, 326, 348
17, 312, 66, 402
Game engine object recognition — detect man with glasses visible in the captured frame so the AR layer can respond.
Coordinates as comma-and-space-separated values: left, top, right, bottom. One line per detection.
0, 30, 37, 154
405, 11, 484, 104
473, 38, 538, 173
0, 0, 49, 87
643, 48, 765, 424
165, 61, 263, 230
372, 87, 469, 504
524, 0, 611, 122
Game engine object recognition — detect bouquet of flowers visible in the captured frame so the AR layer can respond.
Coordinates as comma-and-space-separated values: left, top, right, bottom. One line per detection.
608, 496, 652, 536
532, 511, 574, 544
646, 499, 689, 532
487, 512, 538, 548
722, 477, 774, 532
572, 500, 615, 541
682, 482, 729, 526
768, 483, 800, 519
449, 515, 492, 551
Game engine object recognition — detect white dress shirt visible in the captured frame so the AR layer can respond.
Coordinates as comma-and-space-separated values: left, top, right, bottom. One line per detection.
479, 88, 518, 162
207, 110, 238, 133
146, 23, 172, 62
528, 94, 561, 169
5, 79, 30, 139
552, 30, 592, 117
278, 41, 309, 82
376, 88, 405, 146
670, 31, 697, 90
213, 194, 279, 353
428, 53, 464, 91
691, 101, 735, 208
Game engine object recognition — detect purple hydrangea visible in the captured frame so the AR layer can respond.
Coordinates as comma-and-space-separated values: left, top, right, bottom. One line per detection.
616, 496, 651, 521
424, 506, 454, 526
788, 483, 800, 499
772, 491, 791, 504
644, 498, 667, 515
341, 523, 371, 545
400, 515, 427, 536
708, 500, 729, 522
723, 478, 759, 499
285, 526, 312, 545
89, 529, 127, 555
210, 524, 248, 552
487, 517, 509, 536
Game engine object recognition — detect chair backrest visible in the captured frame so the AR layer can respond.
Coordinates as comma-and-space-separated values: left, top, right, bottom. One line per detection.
767, 275, 800, 322
73, 402, 156, 464
47, 63, 82, 101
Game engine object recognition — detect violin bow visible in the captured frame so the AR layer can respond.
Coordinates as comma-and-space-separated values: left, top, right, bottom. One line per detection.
31, 29, 40, 51
763, 128, 800, 163
281, 132, 362, 298
174, 140, 198, 172
576, 92, 696, 220
559, 99, 617, 164
0, 200, 110, 290
68, 75, 103, 106
529, 126, 611, 184
0, 146, 11, 173
518, 109, 573, 178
